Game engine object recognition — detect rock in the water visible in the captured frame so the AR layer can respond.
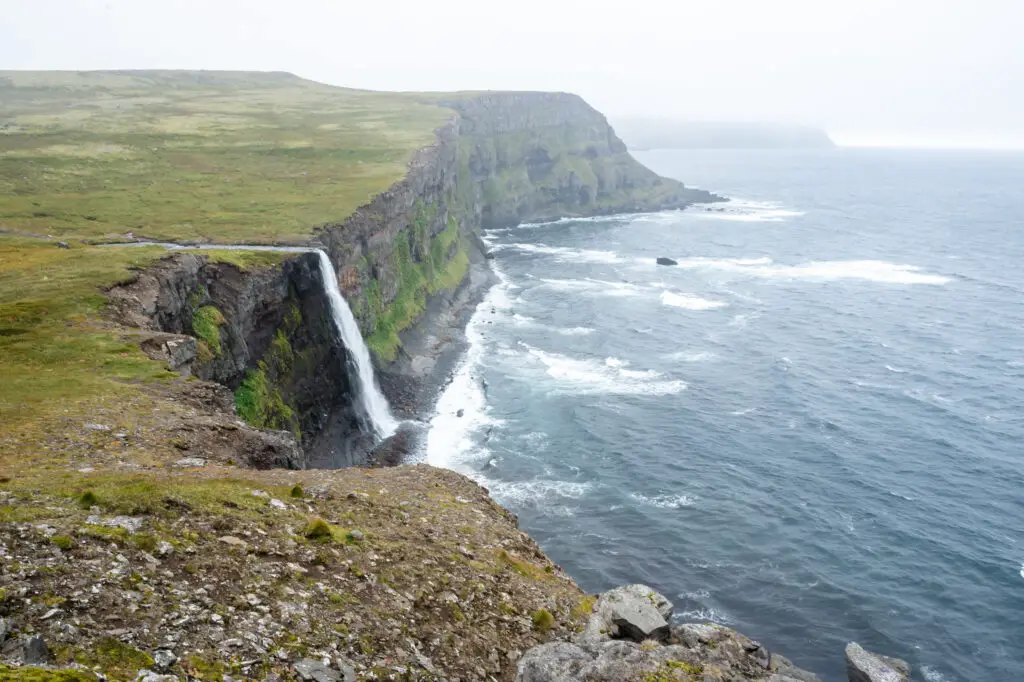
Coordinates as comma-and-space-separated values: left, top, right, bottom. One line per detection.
456, 408, 465, 417
656, 257, 678, 266
153, 649, 177, 672
23, 635, 52, 665
293, 658, 340, 682
578, 584, 673, 648
845, 643, 910, 682
515, 642, 591, 682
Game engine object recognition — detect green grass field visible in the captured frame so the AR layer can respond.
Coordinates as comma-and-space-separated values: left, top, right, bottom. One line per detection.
0, 70, 450, 244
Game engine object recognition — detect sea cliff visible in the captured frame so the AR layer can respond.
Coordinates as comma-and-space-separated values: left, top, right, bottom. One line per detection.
0, 72, 911, 682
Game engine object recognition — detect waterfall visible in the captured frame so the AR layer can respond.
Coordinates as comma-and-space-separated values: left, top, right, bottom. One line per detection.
315, 249, 399, 439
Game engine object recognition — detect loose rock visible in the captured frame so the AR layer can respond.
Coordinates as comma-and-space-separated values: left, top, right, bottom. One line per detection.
23, 634, 53, 665
578, 584, 672, 648
845, 642, 910, 682
153, 648, 178, 672
294, 658, 340, 682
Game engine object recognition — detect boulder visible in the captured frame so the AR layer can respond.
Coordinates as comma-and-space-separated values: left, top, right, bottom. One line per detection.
656, 257, 678, 266
22, 635, 53, 665
367, 422, 425, 467
294, 658, 341, 682
577, 585, 673, 649
153, 649, 177, 672
517, 630, 822, 682
845, 643, 910, 682
136, 672, 179, 682
515, 642, 591, 682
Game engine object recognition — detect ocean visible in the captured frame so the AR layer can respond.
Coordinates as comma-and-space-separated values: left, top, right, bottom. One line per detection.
423, 148, 1024, 681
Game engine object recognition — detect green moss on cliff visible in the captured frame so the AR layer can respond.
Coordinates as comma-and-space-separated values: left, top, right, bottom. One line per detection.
233, 328, 301, 436
191, 305, 225, 357
366, 206, 468, 361
234, 363, 294, 433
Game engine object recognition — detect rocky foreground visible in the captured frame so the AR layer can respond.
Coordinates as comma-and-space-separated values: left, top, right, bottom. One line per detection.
515, 584, 911, 682
0, 462, 912, 682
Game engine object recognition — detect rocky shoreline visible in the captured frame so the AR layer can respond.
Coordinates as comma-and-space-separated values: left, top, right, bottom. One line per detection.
515, 584, 912, 682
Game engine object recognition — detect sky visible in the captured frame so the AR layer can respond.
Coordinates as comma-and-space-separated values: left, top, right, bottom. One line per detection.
2, 0, 1022, 148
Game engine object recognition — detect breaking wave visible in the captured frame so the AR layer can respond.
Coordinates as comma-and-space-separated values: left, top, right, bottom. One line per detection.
630, 492, 697, 509
672, 257, 951, 285
522, 344, 687, 395
661, 291, 728, 310
496, 242, 625, 263
695, 199, 805, 222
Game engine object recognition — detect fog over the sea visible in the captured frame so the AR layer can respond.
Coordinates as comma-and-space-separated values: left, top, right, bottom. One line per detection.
2, 0, 1021, 148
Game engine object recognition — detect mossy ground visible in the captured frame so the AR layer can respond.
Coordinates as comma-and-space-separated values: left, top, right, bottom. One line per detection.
0, 465, 586, 681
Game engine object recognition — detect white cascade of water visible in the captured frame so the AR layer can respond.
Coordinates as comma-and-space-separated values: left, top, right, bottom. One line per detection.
315, 249, 399, 439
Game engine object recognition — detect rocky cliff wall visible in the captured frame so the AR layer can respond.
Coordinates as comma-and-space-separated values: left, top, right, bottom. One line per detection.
106, 252, 362, 465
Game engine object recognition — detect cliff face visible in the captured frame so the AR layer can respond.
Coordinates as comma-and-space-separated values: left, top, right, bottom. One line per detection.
446, 93, 718, 228
106, 252, 362, 466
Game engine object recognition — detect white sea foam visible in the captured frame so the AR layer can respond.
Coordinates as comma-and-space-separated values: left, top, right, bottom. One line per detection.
661, 290, 728, 310
425, 265, 509, 472
555, 326, 595, 336
522, 344, 687, 395
630, 492, 696, 509
696, 199, 805, 222
885, 364, 908, 373
678, 607, 733, 624
730, 407, 759, 416
503, 242, 624, 263
516, 212, 654, 228
921, 666, 954, 682
666, 351, 716, 363
477, 478, 592, 507
673, 256, 950, 285
538, 278, 645, 297
728, 312, 760, 328
773, 260, 951, 285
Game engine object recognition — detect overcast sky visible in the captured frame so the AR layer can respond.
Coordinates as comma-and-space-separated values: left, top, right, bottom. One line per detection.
3, 0, 1023, 147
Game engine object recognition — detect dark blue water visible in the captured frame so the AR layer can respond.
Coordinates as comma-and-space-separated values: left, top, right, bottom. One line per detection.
425, 149, 1024, 682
